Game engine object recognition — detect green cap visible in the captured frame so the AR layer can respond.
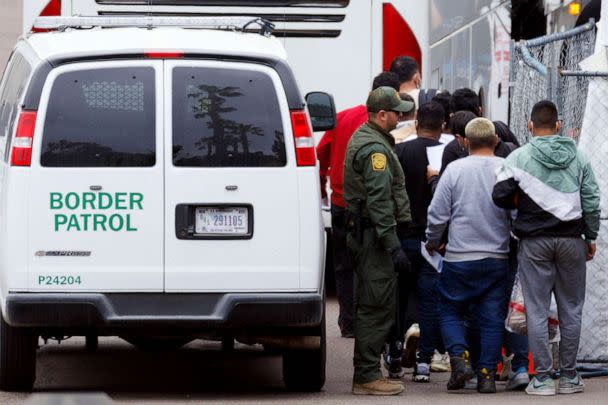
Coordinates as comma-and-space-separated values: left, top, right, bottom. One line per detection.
366, 86, 415, 113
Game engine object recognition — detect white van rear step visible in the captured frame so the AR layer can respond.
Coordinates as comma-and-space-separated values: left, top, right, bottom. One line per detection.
32, 16, 275, 36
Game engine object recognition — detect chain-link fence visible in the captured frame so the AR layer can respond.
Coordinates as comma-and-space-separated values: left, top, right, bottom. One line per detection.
510, 20, 596, 144
510, 19, 608, 364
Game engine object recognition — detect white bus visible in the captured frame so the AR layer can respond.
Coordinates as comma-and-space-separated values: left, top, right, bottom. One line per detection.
23, 0, 428, 112
428, 0, 512, 122
25, 1, 571, 122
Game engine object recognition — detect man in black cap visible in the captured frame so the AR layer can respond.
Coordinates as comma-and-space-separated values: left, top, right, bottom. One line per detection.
343, 86, 413, 395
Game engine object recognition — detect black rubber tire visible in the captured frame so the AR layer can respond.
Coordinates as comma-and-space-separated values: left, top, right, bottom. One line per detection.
221, 336, 235, 352
282, 311, 326, 392
0, 312, 37, 391
85, 334, 99, 352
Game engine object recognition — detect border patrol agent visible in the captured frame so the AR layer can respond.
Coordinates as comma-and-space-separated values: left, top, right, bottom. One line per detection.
344, 87, 413, 395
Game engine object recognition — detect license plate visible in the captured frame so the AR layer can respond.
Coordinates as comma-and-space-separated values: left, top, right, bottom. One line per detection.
195, 207, 248, 235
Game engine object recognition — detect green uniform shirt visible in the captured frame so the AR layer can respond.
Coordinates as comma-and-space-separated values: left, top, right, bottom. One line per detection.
343, 121, 411, 250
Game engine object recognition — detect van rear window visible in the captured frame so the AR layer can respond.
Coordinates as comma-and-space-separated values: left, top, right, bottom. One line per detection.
172, 67, 286, 167
40, 67, 155, 167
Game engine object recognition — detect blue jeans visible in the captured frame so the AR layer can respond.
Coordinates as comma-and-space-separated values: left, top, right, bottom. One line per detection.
439, 258, 509, 372
465, 264, 529, 371
402, 238, 443, 364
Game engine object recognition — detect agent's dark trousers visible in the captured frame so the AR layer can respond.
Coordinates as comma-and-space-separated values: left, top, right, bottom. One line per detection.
518, 237, 587, 379
439, 258, 509, 372
347, 229, 396, 384
331, 205, 355, 333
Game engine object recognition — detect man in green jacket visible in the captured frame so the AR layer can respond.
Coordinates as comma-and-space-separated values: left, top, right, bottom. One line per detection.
493, 100, 600, 396
344, 87, 413, 395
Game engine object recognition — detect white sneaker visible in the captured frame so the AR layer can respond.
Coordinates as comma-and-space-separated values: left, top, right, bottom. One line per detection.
525, 376, 556, 396
430, 350, 450, 372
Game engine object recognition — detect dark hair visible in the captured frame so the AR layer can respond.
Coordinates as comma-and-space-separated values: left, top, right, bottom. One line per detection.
432, 91, 451, 124
450, 88, 480, 116
417, 102, 445, 132
449, 110, 477, 137
399, 92, 416, 120
530, 100, 558, 129
372, 71, 400, 91
389, 56, 419, 83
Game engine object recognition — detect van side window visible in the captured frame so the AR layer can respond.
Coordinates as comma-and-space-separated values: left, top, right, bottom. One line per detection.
172, 67, 287, 167
40, 67, 156, 167
0, 53, 32, 160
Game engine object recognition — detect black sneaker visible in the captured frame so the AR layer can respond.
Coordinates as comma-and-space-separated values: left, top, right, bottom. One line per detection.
383, 350, 405, 379
477, 368, 497, 394
447, 351, 474, 390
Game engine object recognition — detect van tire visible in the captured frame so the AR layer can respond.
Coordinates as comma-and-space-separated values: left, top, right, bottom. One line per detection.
282, 314, 326, 392
0, 313, 37, 391
85, 334, 99, 352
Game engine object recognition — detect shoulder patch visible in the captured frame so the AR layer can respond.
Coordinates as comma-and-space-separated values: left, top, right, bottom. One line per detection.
371, 153, 387, 171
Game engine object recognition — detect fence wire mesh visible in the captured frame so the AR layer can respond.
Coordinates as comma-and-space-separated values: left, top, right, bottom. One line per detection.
510, 26, 595, 144
510, 21, 608, 363
578, 77, 608, 363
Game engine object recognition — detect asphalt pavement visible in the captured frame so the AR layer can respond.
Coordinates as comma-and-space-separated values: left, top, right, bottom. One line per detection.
2, 298, 607, 404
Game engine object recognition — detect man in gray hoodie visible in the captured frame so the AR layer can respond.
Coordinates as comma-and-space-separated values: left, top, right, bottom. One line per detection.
493, 100, 600, 396
426, 118, 512, 394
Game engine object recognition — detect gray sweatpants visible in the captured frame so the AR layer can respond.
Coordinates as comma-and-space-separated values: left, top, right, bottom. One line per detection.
518, 237, 587, 378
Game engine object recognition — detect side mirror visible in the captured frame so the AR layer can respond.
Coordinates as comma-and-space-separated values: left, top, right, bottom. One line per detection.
305, 91, 336, 132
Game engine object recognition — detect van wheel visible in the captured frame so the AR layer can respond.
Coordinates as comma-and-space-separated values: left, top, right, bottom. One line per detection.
85, 334, 99, 352
0, 312, 37, 391
282, 314, 326, 392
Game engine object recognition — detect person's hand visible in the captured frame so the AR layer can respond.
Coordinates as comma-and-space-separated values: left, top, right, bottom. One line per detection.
390, 247, 411, 273
437, 243, 446, 256
426, 241, 446, 257
425, 241, 436, 255
586, 242, 596, 261
426, 165, 439, 182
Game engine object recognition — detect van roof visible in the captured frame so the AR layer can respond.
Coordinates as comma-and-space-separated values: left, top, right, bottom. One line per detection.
25, 27, 288, 62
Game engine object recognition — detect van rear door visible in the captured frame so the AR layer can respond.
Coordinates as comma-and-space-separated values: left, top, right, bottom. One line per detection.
27, 61, 164, 291
163, 60, 301, 292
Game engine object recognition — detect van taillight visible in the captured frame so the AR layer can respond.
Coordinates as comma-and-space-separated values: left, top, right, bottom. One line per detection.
11, 111, 37, 167
290, 110, 316, 167
32, 0, 61, 32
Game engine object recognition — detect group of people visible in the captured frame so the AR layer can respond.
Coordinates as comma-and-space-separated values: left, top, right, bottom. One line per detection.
317, 56, 601, 396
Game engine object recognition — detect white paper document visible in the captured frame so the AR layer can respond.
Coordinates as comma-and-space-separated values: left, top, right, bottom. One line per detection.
421, 242, 442, 273
426, 144, 447, 172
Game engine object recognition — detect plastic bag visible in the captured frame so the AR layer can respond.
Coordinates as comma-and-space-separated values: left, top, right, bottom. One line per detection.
506, 272, 527, 335
505, 272, 560, 341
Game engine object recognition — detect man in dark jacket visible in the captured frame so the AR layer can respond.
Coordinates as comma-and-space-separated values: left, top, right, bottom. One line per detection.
493, 100, 600, 396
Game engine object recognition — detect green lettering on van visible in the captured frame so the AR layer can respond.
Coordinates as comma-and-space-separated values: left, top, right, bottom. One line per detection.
50, 193, 63, 209
130, 193, 143, 210
126, 214, 137, 231
54, 214, 68, 231
66, 214, 81, 231
93, 214, 107, 231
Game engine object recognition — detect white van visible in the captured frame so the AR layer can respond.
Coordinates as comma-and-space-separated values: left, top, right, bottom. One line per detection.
0, 16, 334, 392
